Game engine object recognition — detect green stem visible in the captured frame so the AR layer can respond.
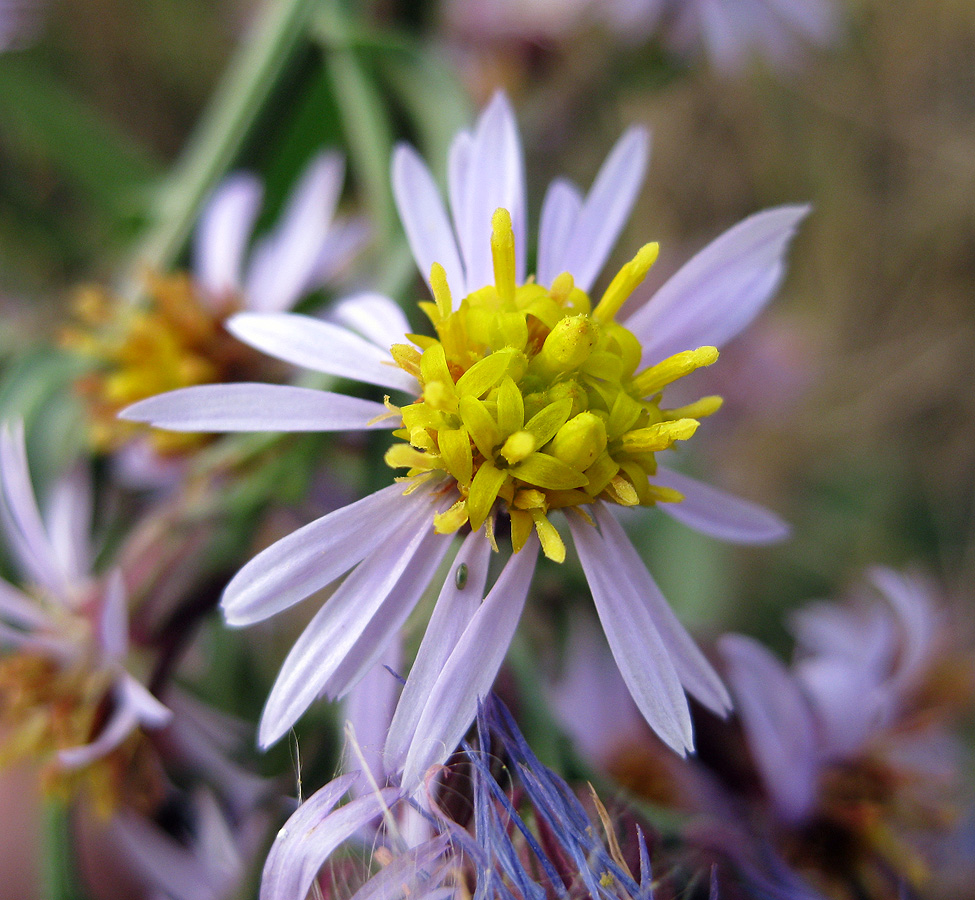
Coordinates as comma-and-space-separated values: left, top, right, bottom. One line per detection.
41, 798, 89, 900
122, 0, 322, 297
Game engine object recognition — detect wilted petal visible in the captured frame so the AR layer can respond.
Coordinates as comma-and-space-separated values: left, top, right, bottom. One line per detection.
569, 513, 694, 755
194, 173, 263, 300
222, 482, 431, 627
719, 633, 819, 823
627, 205, 810, 367
654, 466, 790, 544
386, 529, 493, 767
227, 312, 415, 392
331, 292, 412, 352
560, 126, 649, 294
402, 536, 539, 790
260, 778, 399, 900
392, 143, 466, 296
536, 177, 582, 288
120, 383, 389, 433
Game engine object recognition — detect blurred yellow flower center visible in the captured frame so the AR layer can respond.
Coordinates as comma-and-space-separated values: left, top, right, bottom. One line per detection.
386, 208, 723, 562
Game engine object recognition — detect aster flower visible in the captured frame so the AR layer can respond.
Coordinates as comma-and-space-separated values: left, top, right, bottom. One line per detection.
123, 93, 805, 788
66, 151, 368, 460
0, 420, 170, 804
261, 695, 664, 900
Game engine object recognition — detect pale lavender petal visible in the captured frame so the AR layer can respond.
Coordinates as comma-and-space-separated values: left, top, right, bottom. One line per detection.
227, 312, 415, 392
385, 529, 493, 768
392, 143, 466, 295
257, 509, 440, 748
560, 126, 649, 294
43, 466, 92, 583
0, 420, 69, 598
869, 567, 936, 684
655, 466, 790, 544
536, 177, 582, 288
120, 384, 389, 434
447, 129, 474, 274
331, 292, 412, 352
569, 514, 693, 755
402, 535, 539, 790
460, 92, 527, 290
244, 152, 346, 312
120, 674, 172, 728
0, 576, 49, 629
193, 173, 263, 300
260, 780, 399, 900
719, 634, 819, 823
308, 217, 371, 285
626, 205, 810, 367
222, 482, 431, 627
593, 504, 731, 714
347, 836, 452, 900
97, 569, 128, 663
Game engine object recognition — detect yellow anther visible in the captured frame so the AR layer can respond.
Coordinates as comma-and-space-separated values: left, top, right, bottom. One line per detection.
592, 242, 659, 322
536, 316, 597, 373
531, 510, 566, 563
434, 500, 469, 534
430, 262, 453, 319
620, 418, 699, 453
550, 412, 608, 471
491, 208, 517, 306
663, 395, 724, 420
549, 271, 575, 306
500, 431, 536, 465
631, 346, 719, 397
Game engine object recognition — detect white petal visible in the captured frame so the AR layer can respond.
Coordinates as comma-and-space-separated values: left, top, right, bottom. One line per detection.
392, 143, 466, 296
257, 515, 443, 748
447, 129, 474, 275
260, 781, 399, 900
593, 504, 731, 714
307, 217, 371, 285
43, 466, 92, 584
244, 152, 346, 312
330, 292, 412, 352
120, 383, 390, 433
193, 173, 263, 300
0, 420, 69, 598
385, 529, 493, 767
655, 466, 790, 544
120, 674, 172, 728
568, 513, 694, 755
222, 482, 431, 627
536, 177, 582, 288
626, 205, 810, 367
401, 536, 539, 791
560, 126, 650, 293
228, 312, 415, 392
97, 569, 128, 663
460, 92, 527, 290
719, 634, 820, 823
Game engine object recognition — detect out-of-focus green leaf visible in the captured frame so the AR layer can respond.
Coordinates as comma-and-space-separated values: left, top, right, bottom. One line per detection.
0, 56, 160, 217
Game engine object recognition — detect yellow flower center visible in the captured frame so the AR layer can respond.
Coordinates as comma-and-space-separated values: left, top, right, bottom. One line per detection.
385, 209, 723, 563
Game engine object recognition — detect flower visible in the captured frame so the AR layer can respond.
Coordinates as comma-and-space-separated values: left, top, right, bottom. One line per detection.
0, 0, 47, 52
65, 151, 368, 459
123, 93, 805, 788
0, 420, 170, 808
260, 695, 662, 900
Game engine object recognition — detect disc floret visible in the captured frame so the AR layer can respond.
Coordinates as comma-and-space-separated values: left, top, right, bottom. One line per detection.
386, 208, 723, 562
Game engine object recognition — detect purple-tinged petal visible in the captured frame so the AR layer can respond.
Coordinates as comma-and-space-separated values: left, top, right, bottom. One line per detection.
43, 466, 92, 584
392, 143, 466, 296
222, 482, 432, 627
257, 512, 441, 748
536, 177, 582, 288
447, 129, 474, 272
120, 384, 389, 434
460, 92, 527, 290
331, 292, 412, 352
0, 576, 49, 629
227, 312, 415, 392
627, 205, 810, 367
560, 126, 650, 294
244, 152, 346, 312
97, 569, 128, 663
120, 674, 172, 729
347, 835, 452, 900
593, 504, 731, 714
401, 535, 539, 791
0, 420, 71, 600
308, 216, 371, 285
655, 465, 790, 544
568, 513, 694, 755
385, 529, 493, 767
260, 780, 399, 900
719, 633, 819, 823
193, 173, 263, 301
